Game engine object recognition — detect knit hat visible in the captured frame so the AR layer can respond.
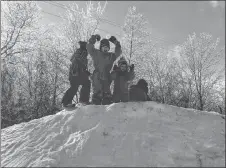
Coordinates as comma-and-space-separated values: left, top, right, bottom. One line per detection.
100, 39, 110, 49
78, 41, 87, 49
137, 79, 148, 87
117, 57, 128, 67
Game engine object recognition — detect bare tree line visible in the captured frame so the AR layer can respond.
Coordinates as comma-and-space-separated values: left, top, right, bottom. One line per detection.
1, 1, 225, 128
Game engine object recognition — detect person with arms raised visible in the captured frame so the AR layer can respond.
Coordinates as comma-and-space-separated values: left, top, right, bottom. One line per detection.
111, 57, 135, 103
86, 34, 122, 105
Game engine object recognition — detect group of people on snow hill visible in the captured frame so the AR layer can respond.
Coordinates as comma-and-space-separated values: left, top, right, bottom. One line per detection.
62, 34, 150, 108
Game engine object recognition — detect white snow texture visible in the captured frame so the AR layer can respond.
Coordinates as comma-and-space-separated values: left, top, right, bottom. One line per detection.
1, 101, 225, 167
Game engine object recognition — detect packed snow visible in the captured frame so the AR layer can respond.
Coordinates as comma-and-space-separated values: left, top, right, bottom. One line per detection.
1, 101, 225, 167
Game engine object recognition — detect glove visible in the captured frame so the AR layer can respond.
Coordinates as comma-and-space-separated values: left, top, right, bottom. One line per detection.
130, 64, 134, 71
109, 36, 117, 44
95, 34, 101, 41
113, 65, 118, 71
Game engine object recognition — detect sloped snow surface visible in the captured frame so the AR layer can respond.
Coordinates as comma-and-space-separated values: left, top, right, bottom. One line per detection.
1, 102, 225, 167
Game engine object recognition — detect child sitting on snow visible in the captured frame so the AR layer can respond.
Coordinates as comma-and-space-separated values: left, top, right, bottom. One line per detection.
111, 57, 135, 103
129, 79, 151, 102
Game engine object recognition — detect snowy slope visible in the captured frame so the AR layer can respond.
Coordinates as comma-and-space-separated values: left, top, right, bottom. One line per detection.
1, 101, 225, 167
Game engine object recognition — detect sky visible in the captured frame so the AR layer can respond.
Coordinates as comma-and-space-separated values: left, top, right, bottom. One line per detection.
37, 1, 225, 49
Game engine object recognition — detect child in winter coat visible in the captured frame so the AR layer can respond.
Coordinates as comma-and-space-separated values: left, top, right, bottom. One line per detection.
62, 41, 91, 108
111, 57, 135, 103
86, 34, 122, 105
69, 41, 89, 77
129, 79, 151, 102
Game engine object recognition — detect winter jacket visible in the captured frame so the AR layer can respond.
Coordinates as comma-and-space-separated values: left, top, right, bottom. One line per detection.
111, 68, 135, 102
69, 48, 89, 78
129, 85, 147, 101
129, 79, 150, 102
86, 35, 122, 81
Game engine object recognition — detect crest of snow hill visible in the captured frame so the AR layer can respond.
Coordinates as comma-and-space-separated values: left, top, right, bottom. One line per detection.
1, 101, 225, 167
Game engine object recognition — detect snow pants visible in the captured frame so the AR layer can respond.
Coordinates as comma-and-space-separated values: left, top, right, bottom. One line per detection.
62, 74, 91, 106
91, 70, 112, 105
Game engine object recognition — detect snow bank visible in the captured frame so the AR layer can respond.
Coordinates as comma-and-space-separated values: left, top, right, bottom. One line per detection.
1, 101, 225, 167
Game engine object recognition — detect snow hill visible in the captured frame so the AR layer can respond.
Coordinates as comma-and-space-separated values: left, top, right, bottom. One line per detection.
1, 101, 225, 167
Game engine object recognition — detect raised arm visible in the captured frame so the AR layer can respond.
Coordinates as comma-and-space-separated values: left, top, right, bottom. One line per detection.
108, 36, 122, 60
86, 35, 99, 58
128, 70, 135, 81
114, 41, 122, 59
127, 64, 135, 81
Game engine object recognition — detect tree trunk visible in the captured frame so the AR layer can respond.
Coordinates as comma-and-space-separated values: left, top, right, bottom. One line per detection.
52, 72, 58, 107
129, 26, 134, 65
27, 63, 33, 98
218, 106, 223, 114
198, 93, 204, 111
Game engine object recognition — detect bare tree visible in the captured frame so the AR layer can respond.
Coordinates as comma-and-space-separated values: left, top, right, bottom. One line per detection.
122, 6, 152, 65
61, 1, 107, 54
1, 1, 40, 59
44, 33, 71, 111
58, 1, 107, 99
1, 1, 42, 127
179, 32, 225, 110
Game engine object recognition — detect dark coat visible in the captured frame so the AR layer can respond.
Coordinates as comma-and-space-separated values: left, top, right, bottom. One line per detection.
129, 79, 150, 102
69, 48, 89, 78
111, 68, 135, 102
86, 35, 122, 81
62, 45, 91, 106
129, 85, 148, 101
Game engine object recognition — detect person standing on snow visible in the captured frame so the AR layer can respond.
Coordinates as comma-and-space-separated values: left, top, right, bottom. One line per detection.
111, 57, 135, 103
86, 34, 122, 105
62, 41, 91, 108
129, 79, 151, 102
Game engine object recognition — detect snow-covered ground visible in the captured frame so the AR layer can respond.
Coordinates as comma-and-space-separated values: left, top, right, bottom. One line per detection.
1, 101, 225, 167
